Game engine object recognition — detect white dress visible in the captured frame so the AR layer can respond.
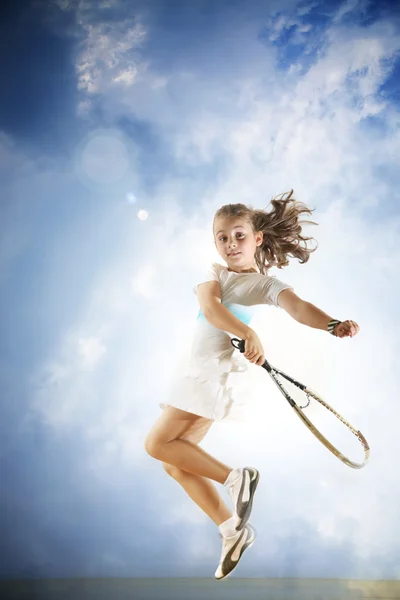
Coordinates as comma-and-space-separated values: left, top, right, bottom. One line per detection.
160, 263, 293, 422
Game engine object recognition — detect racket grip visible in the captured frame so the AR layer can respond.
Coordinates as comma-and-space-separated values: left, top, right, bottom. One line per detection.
231, 337, 245, 353
231, 337, 272, 371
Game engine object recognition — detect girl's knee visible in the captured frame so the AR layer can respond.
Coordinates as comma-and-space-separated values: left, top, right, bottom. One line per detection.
162, 462, 183, 479
144, 432, 161, 458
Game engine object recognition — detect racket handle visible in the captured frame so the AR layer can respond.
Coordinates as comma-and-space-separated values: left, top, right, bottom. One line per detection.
232, 337, 271, 371
231, 337, 245, 353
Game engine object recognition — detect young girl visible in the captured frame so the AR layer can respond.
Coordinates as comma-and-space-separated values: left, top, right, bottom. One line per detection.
144, 190, 360, 580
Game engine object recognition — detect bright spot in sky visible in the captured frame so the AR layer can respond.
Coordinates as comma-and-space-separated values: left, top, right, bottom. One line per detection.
126, 193, 137, 204
137, 209, 148, 220
80, 129, 130, 184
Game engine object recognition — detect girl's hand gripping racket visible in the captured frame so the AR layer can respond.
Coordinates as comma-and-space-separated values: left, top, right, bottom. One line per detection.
231, 337, 370, 469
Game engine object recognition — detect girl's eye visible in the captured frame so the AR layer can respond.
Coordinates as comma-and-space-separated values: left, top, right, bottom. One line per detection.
219, 232, 245, 242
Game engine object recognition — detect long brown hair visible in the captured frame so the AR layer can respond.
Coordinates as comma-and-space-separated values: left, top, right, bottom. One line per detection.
214, 189, 318, 274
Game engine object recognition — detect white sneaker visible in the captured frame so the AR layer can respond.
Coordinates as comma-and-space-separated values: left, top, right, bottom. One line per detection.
229, 467, 260, 531
215, 523, 256, 580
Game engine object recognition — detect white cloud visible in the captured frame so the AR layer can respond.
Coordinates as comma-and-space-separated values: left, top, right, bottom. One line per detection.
332, 0, 368, 24
55, 0, 121, 13
76, 21, 148, 96
131, 265, 155, 298
297, 2, 320, 17
77, 336, 107, 369
54, 0, 73, 10
112, 66, 139, 86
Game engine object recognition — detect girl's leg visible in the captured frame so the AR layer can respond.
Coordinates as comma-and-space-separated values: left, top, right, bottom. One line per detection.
144, 406, 232, 484
161, 417, 232, 526
163, 465, 232, 526
145, 406, 259, 580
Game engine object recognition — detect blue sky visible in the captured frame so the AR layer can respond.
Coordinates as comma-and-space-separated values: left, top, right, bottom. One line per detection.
1, 0, 399, 580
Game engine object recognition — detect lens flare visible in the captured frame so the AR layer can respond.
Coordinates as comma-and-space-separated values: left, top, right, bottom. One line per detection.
137, 210, 148, 221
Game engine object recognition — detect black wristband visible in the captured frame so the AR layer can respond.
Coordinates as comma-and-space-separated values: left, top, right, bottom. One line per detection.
328, 319, 341, 336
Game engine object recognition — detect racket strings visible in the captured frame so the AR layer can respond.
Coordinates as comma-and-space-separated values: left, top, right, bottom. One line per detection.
301, 393, 311, 409
271, 367, 311, 409
270, 369, 369, 468
305, 388, 359, 437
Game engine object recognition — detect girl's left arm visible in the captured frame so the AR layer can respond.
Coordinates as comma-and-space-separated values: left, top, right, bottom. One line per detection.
278, 289, 360, 338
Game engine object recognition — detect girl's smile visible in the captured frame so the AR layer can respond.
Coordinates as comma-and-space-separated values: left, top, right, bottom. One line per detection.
213, 216, 262, 273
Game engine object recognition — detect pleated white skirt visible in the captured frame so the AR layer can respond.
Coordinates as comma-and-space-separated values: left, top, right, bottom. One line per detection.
160, 349, 255, 422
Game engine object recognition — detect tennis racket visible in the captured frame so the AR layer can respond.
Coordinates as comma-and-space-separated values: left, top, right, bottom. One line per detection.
231, 337, 370, 469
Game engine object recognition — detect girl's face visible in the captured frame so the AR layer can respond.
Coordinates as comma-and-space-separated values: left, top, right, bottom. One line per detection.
213, 216, 263, 272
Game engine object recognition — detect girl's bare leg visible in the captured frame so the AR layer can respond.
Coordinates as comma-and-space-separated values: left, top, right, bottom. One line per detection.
161, 415, 231, 525
144, 406, 232, 484
163, 464, 232, 526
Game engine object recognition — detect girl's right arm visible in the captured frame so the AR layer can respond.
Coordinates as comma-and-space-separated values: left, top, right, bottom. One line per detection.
197, 281, 265, 365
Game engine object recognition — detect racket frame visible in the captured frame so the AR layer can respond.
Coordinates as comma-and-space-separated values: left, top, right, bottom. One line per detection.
231, 337, 370, 469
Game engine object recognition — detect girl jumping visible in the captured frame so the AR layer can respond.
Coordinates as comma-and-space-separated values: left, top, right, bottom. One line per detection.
144, 190, 360, 580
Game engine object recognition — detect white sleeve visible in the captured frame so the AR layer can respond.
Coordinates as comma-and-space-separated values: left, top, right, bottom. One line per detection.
245, 274, 293, 307
193, 263, 220, 295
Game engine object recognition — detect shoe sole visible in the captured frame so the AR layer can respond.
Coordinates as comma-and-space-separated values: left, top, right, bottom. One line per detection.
215, 524, 256, 581
235, 467, 260, 531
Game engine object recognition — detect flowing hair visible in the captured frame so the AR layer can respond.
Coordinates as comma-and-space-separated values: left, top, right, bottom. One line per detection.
214, 189, 318, 275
